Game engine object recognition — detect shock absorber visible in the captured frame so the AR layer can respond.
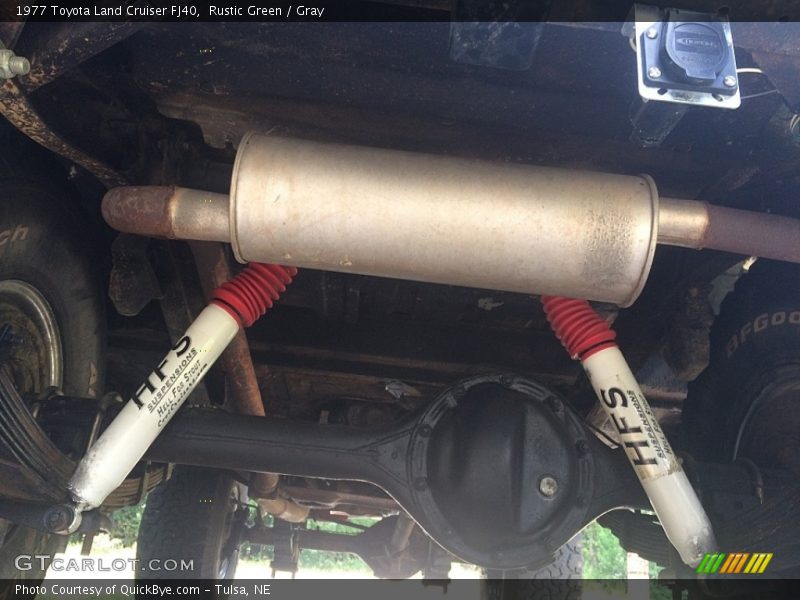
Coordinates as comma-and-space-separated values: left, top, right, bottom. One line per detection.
67, 263, 296, 517
541, 296, 716, 567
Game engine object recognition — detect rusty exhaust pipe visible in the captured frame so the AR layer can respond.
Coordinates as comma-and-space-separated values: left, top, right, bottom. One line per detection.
102, 135, 800, 307
103, 186, 230, 242
189, 241, 309, 522
658, 198, 800, 264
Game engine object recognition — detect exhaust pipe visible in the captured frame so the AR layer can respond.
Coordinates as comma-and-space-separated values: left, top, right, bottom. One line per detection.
103, 134, 800, 306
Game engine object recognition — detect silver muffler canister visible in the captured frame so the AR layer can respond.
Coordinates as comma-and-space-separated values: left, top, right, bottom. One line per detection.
103, 135, 800, 306
229, 134, 659, 306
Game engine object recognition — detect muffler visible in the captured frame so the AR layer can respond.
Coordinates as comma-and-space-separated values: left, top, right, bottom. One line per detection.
229, 134, 660, 306
106, 135, 661, 306
103, 133, 800, 306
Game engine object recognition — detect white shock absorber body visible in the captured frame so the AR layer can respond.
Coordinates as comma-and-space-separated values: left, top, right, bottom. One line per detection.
69, 303, 239, 511
583, 347, 716, 567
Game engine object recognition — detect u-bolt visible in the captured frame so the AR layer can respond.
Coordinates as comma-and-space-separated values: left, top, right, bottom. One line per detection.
541, 296, 716, 567
67, 263, 296, 518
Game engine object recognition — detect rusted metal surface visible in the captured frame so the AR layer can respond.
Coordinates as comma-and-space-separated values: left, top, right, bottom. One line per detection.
151, 242, 213, 407
256, 497, 310, 523
190, 242, 266, 417
659, 198, 800, 263
0, 77, 126, 187
705, 204, 800, 263
219, 329, 269, 418
0, 368, 73, 503
0, 23, 25, 50
189, 241, 284, 499
661, 286, 713, 382
103, 186, 230, 241
103, 187, 182, 238
108, 234, 163, 317
657, 198, 710, 249
281, 485, 398, 512
15, 22, 143, 92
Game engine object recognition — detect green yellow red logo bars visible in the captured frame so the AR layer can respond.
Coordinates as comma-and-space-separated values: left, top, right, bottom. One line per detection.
696, 552, 773, 574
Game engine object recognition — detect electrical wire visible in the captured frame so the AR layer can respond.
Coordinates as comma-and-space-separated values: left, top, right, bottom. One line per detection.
741, 89, 781, 100
736, 67, 780, 100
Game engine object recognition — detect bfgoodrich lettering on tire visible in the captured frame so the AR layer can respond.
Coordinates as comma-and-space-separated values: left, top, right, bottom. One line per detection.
685, 259, 800, 472
0, 176, 105, 582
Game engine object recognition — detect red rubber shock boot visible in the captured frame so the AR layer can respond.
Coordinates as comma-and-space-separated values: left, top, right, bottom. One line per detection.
213, 262, 298, 327
540, 296, 616, 360
541, 295, 716, 567
69, 263, 297, 514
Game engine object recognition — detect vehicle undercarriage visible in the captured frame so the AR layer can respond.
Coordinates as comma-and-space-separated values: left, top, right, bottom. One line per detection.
1, 7, 799, 595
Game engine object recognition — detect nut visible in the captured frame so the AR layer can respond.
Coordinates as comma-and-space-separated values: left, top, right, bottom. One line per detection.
43, 505, 79, 534
0, 49, 30, 80
538, 476, 558, 497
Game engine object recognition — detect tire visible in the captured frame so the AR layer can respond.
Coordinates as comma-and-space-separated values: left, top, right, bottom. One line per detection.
0, 176, 105, 583
136, 467, 245, 580
0, 179, 104, 398
685, 259, 800, 472
482, 536, 583, 600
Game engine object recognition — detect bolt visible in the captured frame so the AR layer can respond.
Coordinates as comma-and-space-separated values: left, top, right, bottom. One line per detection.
0, 50, 30, 80
648, 66, 662, 79
723, 75, 737, 88
43, 505, 77, 534
646, 27, 658, 39
418, 424, 432, 438
546, 396, 562, 413
414, 477, 428, 491
9, 56, 29, 75
538, 476, 558, 497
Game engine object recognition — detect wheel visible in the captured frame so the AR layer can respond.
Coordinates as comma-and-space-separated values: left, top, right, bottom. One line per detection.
0, 176, 105, 582
685, 259, 800, 472
482, 536, 583, 600
685, 259, 800, 576
136, 467, 246, 580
